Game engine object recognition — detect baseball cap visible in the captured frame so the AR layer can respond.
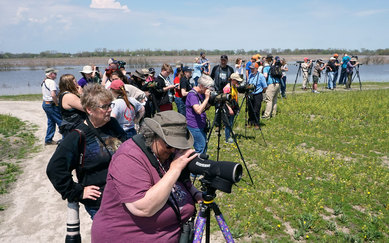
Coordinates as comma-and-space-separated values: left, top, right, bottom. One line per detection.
109, 79, 125, 90
230, 73, 243, 82
220, 55, 228, 60
45, 67, 58, 73
183, 66, 194, 72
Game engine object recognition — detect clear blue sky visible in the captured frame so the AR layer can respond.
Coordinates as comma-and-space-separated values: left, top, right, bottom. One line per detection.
0, 0, 388, 53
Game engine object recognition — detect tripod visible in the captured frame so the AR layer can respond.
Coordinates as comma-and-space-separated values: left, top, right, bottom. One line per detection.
293, 62, 313, 91
234, 92, 267, 146
292, 63, 302, 92
193, 178, 234, 243
205, 103, 254, 185
351, 64, 362, 90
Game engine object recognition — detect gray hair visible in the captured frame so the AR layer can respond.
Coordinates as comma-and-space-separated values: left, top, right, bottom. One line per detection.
198, 75, 214, 89
80, 83, 113, 111
139, 122, 158, 147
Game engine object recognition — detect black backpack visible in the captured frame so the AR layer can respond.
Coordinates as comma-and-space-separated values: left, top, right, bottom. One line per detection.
269, 64, 283, 79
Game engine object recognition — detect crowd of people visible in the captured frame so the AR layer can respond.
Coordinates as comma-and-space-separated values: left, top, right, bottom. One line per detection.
300, 53, 360, 93
42, 51, 360, 242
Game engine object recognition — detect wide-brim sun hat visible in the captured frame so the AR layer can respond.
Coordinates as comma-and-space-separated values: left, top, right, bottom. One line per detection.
144, 111, 194, 150
230, 73, 243, 82
80, 65, 93, 74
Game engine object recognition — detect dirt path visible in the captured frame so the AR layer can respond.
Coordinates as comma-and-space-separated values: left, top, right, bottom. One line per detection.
0, 101, 92, 243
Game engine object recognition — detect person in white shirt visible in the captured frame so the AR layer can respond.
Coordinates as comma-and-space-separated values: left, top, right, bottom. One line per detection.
41, 67, 62, 145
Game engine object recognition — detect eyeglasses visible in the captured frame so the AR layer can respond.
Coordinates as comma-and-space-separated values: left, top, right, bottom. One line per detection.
97, 102, 115, 110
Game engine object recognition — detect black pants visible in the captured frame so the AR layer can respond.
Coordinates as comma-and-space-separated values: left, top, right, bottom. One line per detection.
248, 93, 263, 126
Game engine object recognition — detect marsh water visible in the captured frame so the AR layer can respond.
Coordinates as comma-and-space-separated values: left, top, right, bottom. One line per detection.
1, 63, 389, 95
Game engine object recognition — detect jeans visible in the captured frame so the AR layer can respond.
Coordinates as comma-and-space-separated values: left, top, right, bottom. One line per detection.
333, 70, 339, 84
187, 126, 207, 155
338, 67, 347, 85
175, 97, 186, 116
125, 128, 137, 140
42, 102, 62, 143
280, 76, 287, 97
327, 72, 335, 89
224, 115, 235, 141
85, 206, 98, 220
193, 76, 199, 86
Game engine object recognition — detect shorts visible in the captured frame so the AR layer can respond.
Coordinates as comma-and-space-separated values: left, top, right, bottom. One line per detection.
313, 76, 319, 84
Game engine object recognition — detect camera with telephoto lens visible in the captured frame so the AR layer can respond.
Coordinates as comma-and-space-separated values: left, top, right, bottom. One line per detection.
117, 60, 126, 69
208, 91, 231, 106
187, 153, 242, 193
237, 84, 255, 93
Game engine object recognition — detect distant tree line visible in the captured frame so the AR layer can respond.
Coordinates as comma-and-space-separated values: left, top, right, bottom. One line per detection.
1, 48, 389, 59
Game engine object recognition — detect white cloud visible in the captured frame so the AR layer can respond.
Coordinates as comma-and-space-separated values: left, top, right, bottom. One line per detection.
28, 17, 48, 24
90, 0, 130, 13
354, 9, 388, 17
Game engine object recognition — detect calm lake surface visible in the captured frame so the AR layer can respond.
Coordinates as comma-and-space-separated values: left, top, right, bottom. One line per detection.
1, 63, 389, 95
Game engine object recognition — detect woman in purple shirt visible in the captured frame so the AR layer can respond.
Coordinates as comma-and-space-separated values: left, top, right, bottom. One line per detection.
185, 75, 214, 154
92, 111, 202, 242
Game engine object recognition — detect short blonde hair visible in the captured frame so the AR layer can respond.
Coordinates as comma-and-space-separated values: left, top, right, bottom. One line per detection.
81, 84, 113, 110
198, 75, 214, 89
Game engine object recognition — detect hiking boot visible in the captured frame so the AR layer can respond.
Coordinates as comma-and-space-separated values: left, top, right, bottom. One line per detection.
45, 140, 57, 146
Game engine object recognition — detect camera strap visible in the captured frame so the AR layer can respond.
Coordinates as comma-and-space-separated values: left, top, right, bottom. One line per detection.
132, 134, 182, 223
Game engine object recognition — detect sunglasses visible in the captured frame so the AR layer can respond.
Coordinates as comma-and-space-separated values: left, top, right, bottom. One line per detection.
97, 102, 115, 110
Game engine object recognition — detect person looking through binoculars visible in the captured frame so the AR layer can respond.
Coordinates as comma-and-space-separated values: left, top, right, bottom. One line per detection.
246, 63, 267, 128
312, 59, 326, 93
91, 111, 202, 242
345, 57, 360, 89
301, 57, 313, 90
185, 75, 214, 154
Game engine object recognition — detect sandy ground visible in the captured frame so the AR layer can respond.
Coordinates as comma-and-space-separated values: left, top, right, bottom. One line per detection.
0, 101, 92, 243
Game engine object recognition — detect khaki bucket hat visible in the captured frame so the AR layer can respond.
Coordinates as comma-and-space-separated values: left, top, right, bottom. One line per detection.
144, 111, 194, 150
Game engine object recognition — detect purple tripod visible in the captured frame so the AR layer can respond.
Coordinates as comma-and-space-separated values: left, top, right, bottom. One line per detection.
192, 184, 234, 243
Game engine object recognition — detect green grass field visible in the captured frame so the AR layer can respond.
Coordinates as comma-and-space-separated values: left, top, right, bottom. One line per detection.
203, 86, 389, 242
0, 114, 38, 202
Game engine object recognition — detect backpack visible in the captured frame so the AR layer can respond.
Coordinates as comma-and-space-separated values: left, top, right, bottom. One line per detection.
269, 64, 283, 79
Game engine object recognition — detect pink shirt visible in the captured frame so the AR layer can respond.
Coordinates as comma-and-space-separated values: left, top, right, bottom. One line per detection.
91, 139, 195, 243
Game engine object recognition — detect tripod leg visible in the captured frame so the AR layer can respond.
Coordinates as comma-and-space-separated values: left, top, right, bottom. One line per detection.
246, 93, 267, 146
212, 203, 235, 243
357, 70, 362, 90
193, 201, 211, 243
293, 65, 301, 92
193, 215, 206, 243
221, 110, 255, 185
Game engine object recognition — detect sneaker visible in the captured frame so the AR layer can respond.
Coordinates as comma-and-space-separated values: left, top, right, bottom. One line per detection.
45, 140, 56, 146
226, 137, 234, 144
312, 90, 320, 94
261, 116, 270, 120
